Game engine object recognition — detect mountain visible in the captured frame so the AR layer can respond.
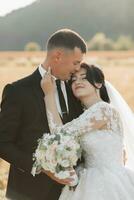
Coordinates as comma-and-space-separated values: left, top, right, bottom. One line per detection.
0, 0, 133, 50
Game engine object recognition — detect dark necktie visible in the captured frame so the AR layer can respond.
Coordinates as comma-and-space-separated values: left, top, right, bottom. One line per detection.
56, 80, 68, 123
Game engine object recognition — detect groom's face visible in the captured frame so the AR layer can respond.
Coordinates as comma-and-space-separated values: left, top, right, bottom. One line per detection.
52, 47, 84, 80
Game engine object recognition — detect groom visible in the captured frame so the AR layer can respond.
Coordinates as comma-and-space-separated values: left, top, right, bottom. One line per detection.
0, 29, 87, 200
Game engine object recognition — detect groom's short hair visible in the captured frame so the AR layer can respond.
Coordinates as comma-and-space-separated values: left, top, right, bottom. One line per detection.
46, 29, 87, 53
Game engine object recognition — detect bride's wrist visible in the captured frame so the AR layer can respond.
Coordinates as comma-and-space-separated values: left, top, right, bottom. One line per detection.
44, 92, 54, 98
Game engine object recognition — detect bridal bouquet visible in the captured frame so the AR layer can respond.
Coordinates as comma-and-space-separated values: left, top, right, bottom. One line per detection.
31, 129, 82, 184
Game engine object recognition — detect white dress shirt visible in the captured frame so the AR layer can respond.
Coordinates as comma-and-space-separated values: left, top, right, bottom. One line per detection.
38, 64, 69, 117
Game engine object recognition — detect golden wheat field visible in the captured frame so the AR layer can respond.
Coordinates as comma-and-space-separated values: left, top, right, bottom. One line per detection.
0, 51, 134, 199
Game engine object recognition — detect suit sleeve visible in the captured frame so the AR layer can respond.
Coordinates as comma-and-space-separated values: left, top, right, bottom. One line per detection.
0, 84, 33, 173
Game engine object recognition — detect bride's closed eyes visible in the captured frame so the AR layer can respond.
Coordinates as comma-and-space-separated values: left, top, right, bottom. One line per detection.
71, 73, 87, 83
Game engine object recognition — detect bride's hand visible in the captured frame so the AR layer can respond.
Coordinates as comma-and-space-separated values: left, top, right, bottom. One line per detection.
41, 67, 56, 95
42, 169, 75, 185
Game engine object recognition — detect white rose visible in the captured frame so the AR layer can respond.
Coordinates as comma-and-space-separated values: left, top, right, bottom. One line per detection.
69, 154, 78, 165
35, 149, 45, 163
59, 159, 70, 168
42, 160, 56, 173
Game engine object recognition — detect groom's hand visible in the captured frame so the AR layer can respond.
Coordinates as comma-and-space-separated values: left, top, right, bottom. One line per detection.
42, 169, 75, 185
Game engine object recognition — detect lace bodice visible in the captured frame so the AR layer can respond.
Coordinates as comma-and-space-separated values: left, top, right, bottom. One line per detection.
48, 101, 123, 136
47, 101, 124, 169
58, 102, 134, 200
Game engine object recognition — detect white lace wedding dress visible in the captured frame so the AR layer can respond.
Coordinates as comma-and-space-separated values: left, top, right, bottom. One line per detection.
50, 101, 134, 200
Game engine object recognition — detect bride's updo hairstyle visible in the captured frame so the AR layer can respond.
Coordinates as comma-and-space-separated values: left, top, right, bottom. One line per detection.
69, 63, 110, 103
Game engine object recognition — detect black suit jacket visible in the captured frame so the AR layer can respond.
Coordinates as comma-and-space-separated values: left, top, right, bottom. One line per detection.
0, 69, 83, 200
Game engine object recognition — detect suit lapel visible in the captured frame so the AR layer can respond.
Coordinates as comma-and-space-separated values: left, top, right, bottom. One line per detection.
30, 69, 48, 125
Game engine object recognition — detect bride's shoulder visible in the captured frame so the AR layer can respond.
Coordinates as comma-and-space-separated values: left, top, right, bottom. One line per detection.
74, 101, 120, 125
96, 101, 120, 119
87, 101, 109, 110
80, 101, 119, 119
97, 101, 118, 111
86, 101, 118, 114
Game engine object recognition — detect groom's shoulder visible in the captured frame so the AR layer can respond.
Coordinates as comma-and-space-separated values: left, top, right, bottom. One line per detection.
12, 69, 38, 87
2, 69, 39, 96
15, 69, 38, 85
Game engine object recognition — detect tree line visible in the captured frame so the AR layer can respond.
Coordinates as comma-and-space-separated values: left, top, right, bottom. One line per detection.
25, 33, 134, 51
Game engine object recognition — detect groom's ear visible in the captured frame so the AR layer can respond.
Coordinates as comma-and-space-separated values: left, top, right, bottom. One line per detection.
53, 50, 62, 63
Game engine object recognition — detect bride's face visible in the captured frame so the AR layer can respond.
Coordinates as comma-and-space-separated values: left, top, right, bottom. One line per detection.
71, 68, 96, 99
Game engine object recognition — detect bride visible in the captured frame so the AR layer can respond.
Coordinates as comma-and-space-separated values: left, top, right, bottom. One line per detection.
41, 62, 134, 200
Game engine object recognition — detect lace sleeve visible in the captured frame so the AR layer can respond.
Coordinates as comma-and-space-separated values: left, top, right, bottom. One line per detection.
47, 102, 122, 136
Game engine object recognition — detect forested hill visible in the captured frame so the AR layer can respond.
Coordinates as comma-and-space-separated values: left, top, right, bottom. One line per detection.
0, 0, 133, 50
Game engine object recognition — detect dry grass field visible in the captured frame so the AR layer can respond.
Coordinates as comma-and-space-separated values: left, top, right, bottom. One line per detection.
0, 51, 134, 199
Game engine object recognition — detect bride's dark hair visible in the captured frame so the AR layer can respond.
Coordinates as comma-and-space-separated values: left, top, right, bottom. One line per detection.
69, 63, 110, 103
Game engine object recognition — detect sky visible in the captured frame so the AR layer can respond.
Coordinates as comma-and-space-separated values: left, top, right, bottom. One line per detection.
0, 0, 37, 16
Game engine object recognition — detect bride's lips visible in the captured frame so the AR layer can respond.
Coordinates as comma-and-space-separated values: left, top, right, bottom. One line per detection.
74, 85, 85, 90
